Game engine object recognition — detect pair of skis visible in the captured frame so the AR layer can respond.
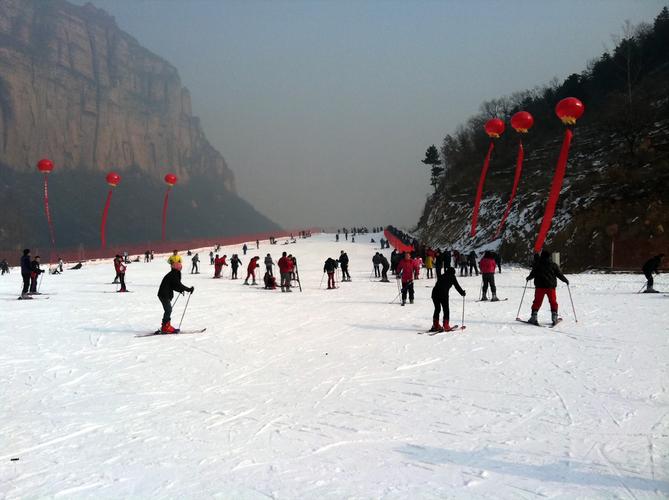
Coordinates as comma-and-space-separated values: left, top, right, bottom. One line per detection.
417, 325, 466, 335
515, 317, 562, 328
136, 328, 207, 338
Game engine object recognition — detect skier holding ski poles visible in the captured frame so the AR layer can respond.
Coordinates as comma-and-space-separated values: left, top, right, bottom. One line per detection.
479, 251, 498, 301
524, 250, 569, 326
642, 254, 664, 293
157, 261, 193, 334
429, 267, 466, 332
396, 252, 415, 305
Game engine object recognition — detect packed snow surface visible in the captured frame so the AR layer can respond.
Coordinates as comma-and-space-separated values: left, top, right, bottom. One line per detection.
1, 233, 668, 498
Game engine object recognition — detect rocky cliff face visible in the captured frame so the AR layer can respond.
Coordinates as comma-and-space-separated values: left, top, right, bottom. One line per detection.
0, 0, 234, 190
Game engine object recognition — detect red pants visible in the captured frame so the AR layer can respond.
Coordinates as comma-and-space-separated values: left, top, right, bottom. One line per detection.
532, 288, 558, 312
327, 272, 335, 288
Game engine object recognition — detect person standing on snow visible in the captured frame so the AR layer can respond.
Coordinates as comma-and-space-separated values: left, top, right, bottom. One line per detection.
230, 254, 242, 279
114, 254, 128, 292
213, 254, 228, 278
324, 257, 338, 289
339, 251, 351, 281
372, 253, 381, 278
525, 250, 569, 326
167, 250, 181, 267
264, 253, 274, 277
467, 251, 479, 276
29, 255, 44, 294
277, 251, 292, 292
642, 254, 664, 293
429, 267, 466, 332
479, 251, 498, 301
244, 256, 260, 285
242, 244, 248, 256
191, 253, 200, 274
396, 252, 415, 305
379, 253, 390, 282
157, 261, 193, 333
20, 249, 31, 298
209, 251, 214, 265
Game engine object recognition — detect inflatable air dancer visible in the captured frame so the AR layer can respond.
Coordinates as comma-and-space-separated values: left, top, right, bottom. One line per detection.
162, 174, 178, 241
157, 261, 194, 334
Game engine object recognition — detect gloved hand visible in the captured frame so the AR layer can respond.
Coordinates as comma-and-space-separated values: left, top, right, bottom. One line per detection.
526, 276, 532, 281
564, 279, 569, 285
461, 290, 466, 296
189, 286, 195, 293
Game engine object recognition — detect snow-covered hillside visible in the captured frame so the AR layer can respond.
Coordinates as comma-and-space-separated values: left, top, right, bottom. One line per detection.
1, 233, 667, 498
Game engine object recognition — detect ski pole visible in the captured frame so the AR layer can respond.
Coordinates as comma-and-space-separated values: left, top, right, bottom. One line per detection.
516, 280, 528, 320
177, 291, 192, 330
637, 282, 647, 294
171, 293, 181, 309
37, 271, 45, 293
479, 281, 483, 301
461, 294, 466, 329
319, 272, 325, 289
567, 284, 578, 323
389, 289, 401, 304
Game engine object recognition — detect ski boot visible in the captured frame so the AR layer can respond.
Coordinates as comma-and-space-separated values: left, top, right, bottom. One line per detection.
527, 311, 539, 326
491, 293, 499, 302
409, 298, 414, 304
160, 322, 177, 334
643, 286, 659, 293
429, 321, 444, 333
443, 322, 452, 332
551, 311, 559, 326
480, 293, 488, 301
243, 279, 249, 285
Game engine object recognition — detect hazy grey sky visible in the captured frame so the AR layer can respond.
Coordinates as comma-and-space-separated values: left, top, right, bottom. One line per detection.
77, 0, 665, 230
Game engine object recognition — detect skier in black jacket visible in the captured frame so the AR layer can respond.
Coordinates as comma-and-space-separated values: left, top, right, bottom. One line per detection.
525, 250, 569, 326
430, 267, 466, 332
20, 249, 31, 298
157, 261, 193, 333
339, 251, 351, 281
379, 254, 390, 282
372, 253, 381, 278
642, 254, 664, 293
324, 257, 338, 289
29, 256, 44, 294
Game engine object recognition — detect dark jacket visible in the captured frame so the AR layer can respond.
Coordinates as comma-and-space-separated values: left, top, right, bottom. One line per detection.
527, 252, 568, 288
21, 254, 31, 274
642, 255, 663, 274
324, 258, 338, 273
339, 253, 349, 266
379, 255, 389, 269
158, 269, 188, 300
432, 267, 465, 299
31, 259, 43, 275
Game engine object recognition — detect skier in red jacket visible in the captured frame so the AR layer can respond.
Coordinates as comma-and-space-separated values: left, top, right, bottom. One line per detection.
213, 254, 228, 278
244, 256, 260, 285
479, 251, 498, 301
395, 252, 415, 305
113, 254, 128, 292
277, 251, 293, 292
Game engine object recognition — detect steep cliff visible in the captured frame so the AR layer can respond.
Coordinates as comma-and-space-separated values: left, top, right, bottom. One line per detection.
0, 0, 280, 249
0, 0, 234, 187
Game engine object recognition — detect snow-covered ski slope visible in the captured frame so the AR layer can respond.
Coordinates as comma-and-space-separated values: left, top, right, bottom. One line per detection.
1, 233, 667, 498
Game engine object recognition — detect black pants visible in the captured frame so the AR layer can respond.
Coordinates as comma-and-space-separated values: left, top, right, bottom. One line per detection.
374, 264, 380, 277
381, 265, 389, 280
341, 264, 350, 280
22, 272, 30, 294
192, 262, 198, 273
119, 272, 126, 291
459, 263, 467, 276
469, 262, 479, 276
266, 264, 273, 277
160, 297, 172, 325
29, 273, 38, 293
401, 281, 414, 303
482, 273, 496, 296
231, 266, 238, 279
432, 295, 450, 322
427, 267, 433, 278
644, 270, 654, 288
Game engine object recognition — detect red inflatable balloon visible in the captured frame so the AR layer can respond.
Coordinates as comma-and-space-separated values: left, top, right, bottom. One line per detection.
106, 172, 121, 187
510, 111, 534, 133
164, 173, 178, 187
555, 97, 584, 125
484, 118, 505, 138
37, 158, 54, 173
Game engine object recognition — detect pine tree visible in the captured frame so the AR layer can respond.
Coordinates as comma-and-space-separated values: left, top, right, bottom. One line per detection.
422, 145, 443, 192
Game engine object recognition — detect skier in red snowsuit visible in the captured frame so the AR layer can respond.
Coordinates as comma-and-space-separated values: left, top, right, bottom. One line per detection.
395, 252, 415, 305
213, 254, 228, 278
244, 256, 260, 285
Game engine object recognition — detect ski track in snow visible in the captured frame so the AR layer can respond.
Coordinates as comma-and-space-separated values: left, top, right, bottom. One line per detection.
1, 233, 668, 498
